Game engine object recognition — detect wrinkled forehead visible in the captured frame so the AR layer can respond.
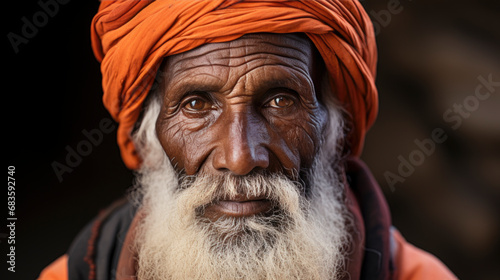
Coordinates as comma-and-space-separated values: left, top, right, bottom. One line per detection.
159, 33, 323, 89
161, 33, 323, 93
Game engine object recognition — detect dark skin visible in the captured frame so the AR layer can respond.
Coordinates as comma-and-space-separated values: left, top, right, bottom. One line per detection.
116, 33, 364, 280
156, 33, 329, 217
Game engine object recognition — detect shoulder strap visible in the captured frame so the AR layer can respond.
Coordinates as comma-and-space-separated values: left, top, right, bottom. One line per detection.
67, 198, 137, 280
345, 158, 394, 280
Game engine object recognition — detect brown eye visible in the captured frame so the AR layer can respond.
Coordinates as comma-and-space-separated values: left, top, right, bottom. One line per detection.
185, 98, 211, 111
269, 96, 294, 108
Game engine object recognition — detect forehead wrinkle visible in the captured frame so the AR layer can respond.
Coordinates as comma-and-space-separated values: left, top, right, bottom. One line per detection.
185, 40, 311, 69
218, 65, 313, 103
166, 48, 230, 81
221, 40, 311, 65
240, 32, 312, 50
162, 34, 317, 100
260, 41, 311, 62
168, 45, 232, 67
170, 63, 230, 78
165, 33, 314, 74
222, 52, 313, 95
222, 52, 309, 69
242, 34, 316, 83
165, 72, 225, 98
227, 42, 307, 58
243, 35, 313, 62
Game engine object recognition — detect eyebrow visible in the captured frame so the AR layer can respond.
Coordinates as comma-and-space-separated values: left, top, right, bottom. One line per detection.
165, 64, 313, 101
165, 74, 223, 100
253, 68, 313, 95
175, 81, 221, 95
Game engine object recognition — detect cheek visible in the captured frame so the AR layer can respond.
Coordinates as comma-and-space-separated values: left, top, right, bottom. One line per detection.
278, 107, 326, 169
156, 114, 214, 174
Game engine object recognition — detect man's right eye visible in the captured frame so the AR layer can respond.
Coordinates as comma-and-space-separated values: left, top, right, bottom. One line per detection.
183, 97, 213, 112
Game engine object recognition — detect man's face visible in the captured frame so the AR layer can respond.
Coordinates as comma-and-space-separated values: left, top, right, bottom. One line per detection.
156, 33, 328, 218
134, 33, 350, 280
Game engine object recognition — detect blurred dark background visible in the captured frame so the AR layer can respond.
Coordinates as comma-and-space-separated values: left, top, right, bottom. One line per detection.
4, 1, 499, 279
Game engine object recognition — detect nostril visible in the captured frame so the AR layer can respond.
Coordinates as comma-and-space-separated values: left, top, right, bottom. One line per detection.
216, 167, 230, 173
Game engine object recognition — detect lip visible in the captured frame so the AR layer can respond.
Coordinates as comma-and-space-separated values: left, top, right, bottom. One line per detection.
203, 196, 273, 219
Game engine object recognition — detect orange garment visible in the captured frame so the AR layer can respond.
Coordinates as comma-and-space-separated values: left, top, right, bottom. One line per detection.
90, 0, 379, 169
391, 230, 458, 280
37, 255, 68, 280
37, 231, 457, 280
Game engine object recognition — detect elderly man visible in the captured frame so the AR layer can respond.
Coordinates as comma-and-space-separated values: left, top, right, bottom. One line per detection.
40, 0, 456, 279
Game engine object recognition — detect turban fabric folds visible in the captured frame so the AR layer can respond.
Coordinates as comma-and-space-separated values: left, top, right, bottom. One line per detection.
90, 0, 378, 169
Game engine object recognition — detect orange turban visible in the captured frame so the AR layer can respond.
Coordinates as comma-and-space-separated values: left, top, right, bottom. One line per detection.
90, 0, 378, 169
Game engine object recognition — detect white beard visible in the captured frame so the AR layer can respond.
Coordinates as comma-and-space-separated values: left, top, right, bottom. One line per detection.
130, 95, 352, 280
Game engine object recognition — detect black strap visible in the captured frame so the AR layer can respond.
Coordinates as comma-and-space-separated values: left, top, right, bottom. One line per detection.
346, 158, 394, 280
67, 198, 136, 280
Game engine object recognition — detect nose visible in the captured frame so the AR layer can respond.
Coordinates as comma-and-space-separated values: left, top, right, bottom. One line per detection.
212, 111, 270, 175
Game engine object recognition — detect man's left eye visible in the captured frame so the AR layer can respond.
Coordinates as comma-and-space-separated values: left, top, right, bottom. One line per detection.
268, 96, 294, 108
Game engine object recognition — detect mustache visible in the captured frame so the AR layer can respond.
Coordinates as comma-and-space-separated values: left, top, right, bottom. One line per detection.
174, 170, 308, 217
176, 166, 310, 192
177, 170, 305, 199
